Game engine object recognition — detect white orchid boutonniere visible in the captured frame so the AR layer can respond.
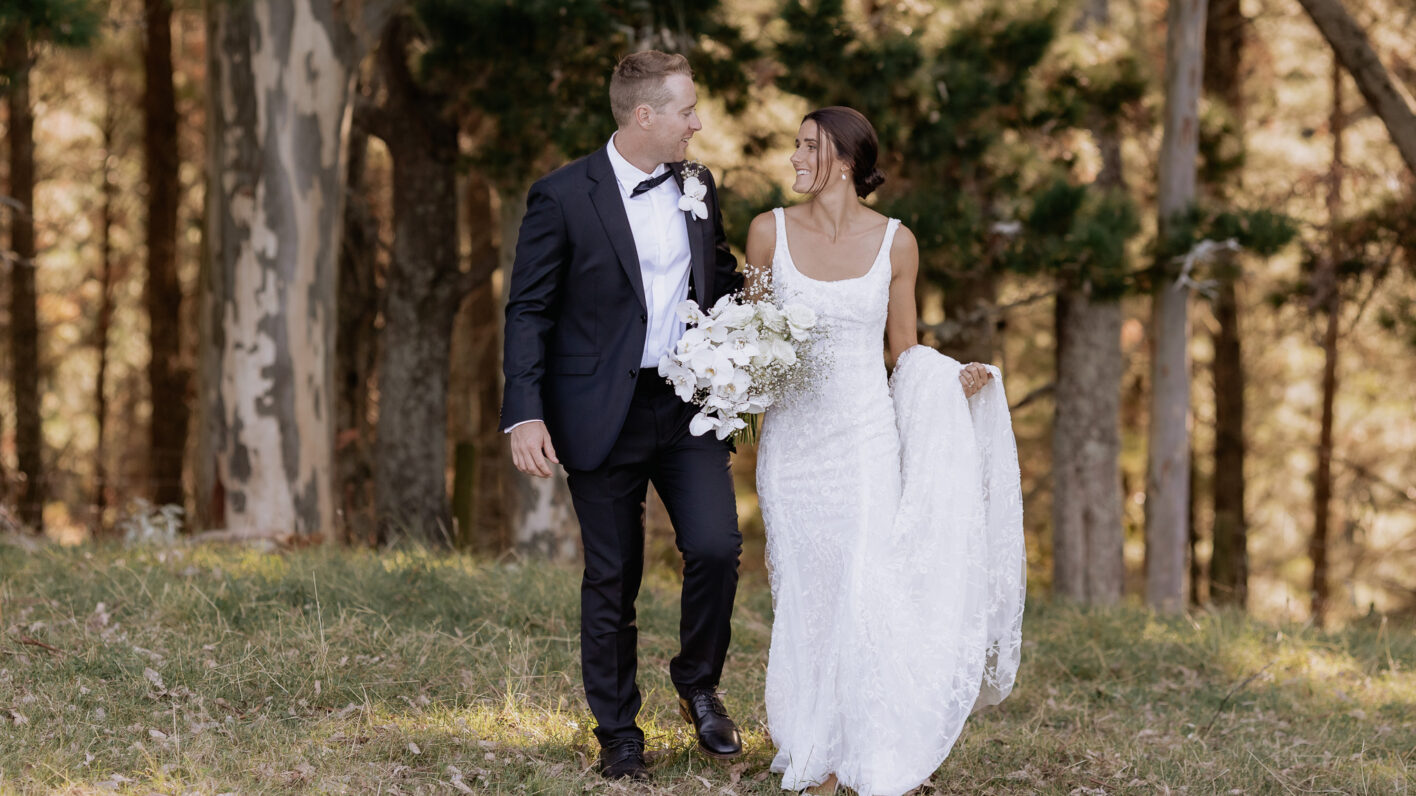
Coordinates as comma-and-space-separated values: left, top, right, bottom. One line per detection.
678, 161, 709, 221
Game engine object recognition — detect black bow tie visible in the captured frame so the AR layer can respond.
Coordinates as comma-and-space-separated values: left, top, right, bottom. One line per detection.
630, 169, 674, 197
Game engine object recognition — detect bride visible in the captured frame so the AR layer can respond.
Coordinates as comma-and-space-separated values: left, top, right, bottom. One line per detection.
744, 107, 1026, 796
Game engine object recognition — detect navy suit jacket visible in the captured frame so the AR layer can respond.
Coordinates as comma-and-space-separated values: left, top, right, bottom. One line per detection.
500, 145, 743, 472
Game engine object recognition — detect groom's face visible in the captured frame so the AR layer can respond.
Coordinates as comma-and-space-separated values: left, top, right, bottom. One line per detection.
648, 73, 702, 163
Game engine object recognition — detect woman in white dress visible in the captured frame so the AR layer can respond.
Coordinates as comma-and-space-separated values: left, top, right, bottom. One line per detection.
745, 107, 1026, 796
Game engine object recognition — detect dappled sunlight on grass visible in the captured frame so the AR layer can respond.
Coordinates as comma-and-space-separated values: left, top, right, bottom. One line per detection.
2, 545, 1413, 793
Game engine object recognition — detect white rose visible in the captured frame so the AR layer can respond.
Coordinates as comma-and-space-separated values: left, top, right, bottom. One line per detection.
783, 303, 817, 336
718, 302, 756, 329
768, 337, 797, 366
755, 302, 786, 333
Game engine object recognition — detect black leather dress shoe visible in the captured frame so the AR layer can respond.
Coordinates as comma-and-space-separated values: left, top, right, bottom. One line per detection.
599, 738, 650, 781
678, 688, 743, 759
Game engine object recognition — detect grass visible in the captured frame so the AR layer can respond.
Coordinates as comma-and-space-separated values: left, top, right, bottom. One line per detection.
0, 543, 1413, 794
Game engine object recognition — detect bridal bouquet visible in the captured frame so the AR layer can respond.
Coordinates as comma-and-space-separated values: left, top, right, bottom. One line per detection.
658, 291, 818, 442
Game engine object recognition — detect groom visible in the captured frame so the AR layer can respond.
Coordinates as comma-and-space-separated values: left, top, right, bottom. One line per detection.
500, 51, 745, 781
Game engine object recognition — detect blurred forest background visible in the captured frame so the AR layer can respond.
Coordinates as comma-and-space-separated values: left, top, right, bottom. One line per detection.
1, 0, 1413, 627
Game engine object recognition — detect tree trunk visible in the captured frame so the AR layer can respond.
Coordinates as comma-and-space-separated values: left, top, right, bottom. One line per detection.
449, 173, 506, 552
1204, 0, 1249, 607
335, 111, 380, 546
6, 29, 44, 532
1312, 59, 1345, 627
366, 16, 479, 548
144, 0, 189, 511
95, 73, 119, 534
498, 189, 581, 560
1053, 288, 1125, 602
1296, 0, 1416, 175
200, 0, 399, 538
1209, 277, 1247, 604
1052, 0, 1126, 605
939, 272, 997, 366
1146, 0, 1207, 613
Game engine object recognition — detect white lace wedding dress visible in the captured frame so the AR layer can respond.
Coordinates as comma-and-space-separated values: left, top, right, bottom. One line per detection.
756, 207, 1026, 796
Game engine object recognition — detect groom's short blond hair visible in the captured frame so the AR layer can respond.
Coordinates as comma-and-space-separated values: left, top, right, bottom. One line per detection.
610, 50, 693, 127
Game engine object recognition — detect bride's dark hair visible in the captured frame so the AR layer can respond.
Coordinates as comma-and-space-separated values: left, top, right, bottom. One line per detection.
803, 106, 886, 198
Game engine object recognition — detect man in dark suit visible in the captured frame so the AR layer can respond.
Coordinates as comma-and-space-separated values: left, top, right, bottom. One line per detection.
500, 50, 744, 781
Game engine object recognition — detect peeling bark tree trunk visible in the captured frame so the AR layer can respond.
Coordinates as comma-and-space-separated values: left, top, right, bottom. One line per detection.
364, 16, 481, 548
1204, 0, 1249, 607
335, 113, 380, 546
1297, 0, 1416, 175
201, 0, 400, 537
1146, 0, 1207, 613
1312, 59, 1345, 627
5, 29, 44, 532
498, 189, 580, 560
144, 0, 189, 510
1053, 0, 1126, 604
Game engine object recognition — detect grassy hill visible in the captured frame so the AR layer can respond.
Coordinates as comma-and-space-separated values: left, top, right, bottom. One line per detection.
1, 544, 1412, 794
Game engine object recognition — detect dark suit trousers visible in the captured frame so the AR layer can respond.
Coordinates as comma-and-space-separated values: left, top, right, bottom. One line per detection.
564, 372, 741, 747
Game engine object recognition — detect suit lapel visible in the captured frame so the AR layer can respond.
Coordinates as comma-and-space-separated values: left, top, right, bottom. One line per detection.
587, 147, 647, 310
672, 163, 709, 306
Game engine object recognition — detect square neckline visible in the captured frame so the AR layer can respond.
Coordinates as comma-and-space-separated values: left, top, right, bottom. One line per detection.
775, 207, 897, 284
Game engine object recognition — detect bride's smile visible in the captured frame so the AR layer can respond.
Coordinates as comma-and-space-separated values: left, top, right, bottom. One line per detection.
790, 119, 828, 194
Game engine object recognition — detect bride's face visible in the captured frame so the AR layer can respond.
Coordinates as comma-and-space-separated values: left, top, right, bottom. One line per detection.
790, 120, 835, 195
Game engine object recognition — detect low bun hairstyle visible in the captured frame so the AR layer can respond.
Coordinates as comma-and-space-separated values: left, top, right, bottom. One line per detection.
803, 106, 886, 198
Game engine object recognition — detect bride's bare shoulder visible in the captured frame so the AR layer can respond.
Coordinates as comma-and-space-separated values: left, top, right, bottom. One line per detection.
747, 211, 777, 250
892, 221, 917, 250
745, 210, 778, 273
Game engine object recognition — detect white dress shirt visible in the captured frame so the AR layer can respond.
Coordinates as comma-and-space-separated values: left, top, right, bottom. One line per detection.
506, 135, 694, 434
604, 133, 695, 369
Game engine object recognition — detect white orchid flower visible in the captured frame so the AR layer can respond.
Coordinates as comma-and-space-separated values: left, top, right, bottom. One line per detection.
715, 415, 747, 440
723, 329, 761, 365
660, 360, 699, 402
702, 316, 732, 344
688, 346, 736, 387
745, 395, 773, 413
676, 300, 705, 325
676, 326, 708, 354
689, 412, 721, 437
682, 175, 708, 201
678, 196, 709, 220
718, 368, 752, 402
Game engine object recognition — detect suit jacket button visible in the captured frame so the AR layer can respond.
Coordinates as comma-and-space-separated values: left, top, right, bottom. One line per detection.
640, 313, 647, 323
628, 368, 638, 379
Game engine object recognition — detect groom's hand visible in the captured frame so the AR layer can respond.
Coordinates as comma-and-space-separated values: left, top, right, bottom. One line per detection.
510, 421, 560, 478
960, 362, 993, 398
